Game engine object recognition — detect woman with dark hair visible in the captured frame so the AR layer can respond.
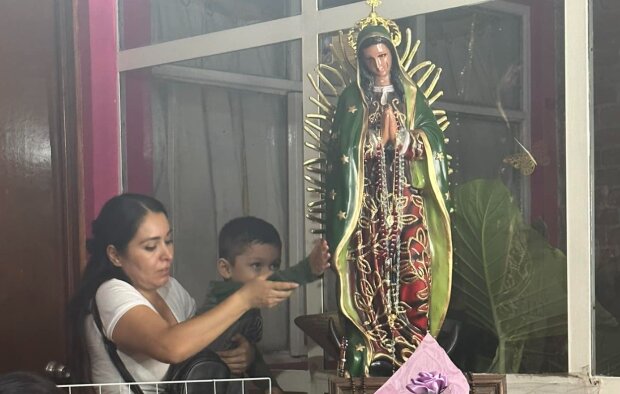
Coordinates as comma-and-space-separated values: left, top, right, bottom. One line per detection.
325, 24, 452, 376
69, 193, 298, 391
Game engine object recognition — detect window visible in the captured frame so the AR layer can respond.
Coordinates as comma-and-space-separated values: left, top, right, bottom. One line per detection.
119, 0, 301, 50
594, 0, 620, 378
122, 39, 304, 355
118, 0, 611, 390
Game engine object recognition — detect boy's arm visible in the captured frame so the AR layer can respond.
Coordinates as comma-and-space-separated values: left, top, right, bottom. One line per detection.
270, 239, 330, 285
247, 347, 282, 390
268, 257, 317, 285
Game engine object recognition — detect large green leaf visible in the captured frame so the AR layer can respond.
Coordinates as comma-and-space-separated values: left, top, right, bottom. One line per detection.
451, 179, 567, 372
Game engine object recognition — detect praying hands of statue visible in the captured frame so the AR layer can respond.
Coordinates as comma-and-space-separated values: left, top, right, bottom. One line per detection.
381, 105, 398, 147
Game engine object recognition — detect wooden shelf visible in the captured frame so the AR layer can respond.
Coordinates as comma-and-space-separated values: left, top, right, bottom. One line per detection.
328, 373, 506, 394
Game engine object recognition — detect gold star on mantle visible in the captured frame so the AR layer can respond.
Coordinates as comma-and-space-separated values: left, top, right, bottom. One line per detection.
348, 105, 358, 114
355, 344, 366, 352
329, 190, 337, 200
434, 152, 445, 161
337, 211, 347, 220
341, 155, 350, 164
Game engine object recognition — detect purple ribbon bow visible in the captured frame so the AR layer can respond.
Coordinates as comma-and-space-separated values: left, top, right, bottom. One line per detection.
406, 371, 449, 394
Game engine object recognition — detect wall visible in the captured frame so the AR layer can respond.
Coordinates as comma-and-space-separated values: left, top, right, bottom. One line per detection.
76, 0, 120, 235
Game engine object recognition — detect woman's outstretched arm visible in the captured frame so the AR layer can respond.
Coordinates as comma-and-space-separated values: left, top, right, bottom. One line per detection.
110, 275, 298, 364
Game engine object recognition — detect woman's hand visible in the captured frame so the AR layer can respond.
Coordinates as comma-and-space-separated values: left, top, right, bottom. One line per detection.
216, 334, 255, 376
240, 274, 298, 309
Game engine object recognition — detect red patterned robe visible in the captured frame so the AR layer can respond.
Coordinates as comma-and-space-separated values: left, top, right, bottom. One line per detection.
348, 91, 431, 370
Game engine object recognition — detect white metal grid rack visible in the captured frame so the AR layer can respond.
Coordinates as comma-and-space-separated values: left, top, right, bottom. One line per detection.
57, 377, 271, 393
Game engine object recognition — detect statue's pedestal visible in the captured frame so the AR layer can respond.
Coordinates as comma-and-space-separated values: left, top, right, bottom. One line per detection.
295, 314, 506, 393
327, 373, 506, 394
327, 376, 389, 394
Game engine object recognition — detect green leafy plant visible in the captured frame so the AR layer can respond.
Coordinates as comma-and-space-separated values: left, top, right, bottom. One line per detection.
451, 178, 567, 373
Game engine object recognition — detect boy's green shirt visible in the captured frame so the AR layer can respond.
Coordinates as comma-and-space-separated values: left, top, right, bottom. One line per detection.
197, 257, 319, 390
201, 257, 318, 308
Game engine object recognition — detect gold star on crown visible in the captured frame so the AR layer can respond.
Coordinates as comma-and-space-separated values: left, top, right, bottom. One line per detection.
347, 0, 401, 53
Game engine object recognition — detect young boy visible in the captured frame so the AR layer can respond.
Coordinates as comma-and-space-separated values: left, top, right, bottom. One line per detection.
198, 216, 330, 393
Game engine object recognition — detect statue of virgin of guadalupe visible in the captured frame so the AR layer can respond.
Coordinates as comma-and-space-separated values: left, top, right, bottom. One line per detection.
307, 14, 453, 377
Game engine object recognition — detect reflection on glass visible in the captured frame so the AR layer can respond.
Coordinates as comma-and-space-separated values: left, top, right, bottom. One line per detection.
120, 0, 301, 50
594, 0, 620, 377
122, 40, 301, 353
425, 7, 522, 109
320, 0, 566, 374
446, 113, 521, 195
438, 1, 566, 375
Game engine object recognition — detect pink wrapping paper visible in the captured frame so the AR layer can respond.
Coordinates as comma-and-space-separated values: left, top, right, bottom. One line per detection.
374, 334, 470, 394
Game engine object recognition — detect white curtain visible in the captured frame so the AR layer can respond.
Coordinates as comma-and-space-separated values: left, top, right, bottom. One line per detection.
147, 0, 295, 352
151, 81, 290, 352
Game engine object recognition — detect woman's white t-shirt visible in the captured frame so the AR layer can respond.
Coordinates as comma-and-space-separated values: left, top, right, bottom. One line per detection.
85, 278, 196, 391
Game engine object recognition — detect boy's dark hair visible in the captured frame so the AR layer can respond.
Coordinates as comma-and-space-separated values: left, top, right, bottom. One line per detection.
219, 216, 282, 263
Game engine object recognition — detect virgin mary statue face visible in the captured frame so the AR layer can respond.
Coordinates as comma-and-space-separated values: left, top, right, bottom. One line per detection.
361, 42, 393, 86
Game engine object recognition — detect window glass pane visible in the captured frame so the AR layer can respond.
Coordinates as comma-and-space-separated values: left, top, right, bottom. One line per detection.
121, 40, 301, 353
446, 113, 522, 199
318, 0, 362, 10
318, 0, 566, 374
119, 0, 301, 50
425, 7, 522, 110
594, 0, 620, 376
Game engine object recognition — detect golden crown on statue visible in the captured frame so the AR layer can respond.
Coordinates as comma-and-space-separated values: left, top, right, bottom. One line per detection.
347, 0, 402, 52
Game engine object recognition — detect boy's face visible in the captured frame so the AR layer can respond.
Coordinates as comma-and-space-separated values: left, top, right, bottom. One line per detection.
218, 242, 281, 283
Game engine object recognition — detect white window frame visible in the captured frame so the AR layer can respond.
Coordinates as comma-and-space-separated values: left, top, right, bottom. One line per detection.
117, 0, 610, 391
